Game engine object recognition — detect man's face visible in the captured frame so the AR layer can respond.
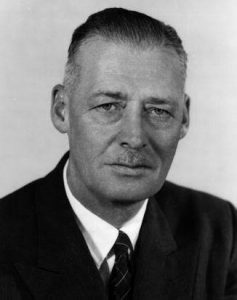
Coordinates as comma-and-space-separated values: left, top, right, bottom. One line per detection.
65, 38, 189, 205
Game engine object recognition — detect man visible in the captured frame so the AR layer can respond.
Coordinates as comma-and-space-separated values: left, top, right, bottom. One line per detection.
0, 7, 236, 299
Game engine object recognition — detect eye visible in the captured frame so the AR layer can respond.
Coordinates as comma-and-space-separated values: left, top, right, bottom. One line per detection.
95, 102, 123, 112
97, 103, 116, 111
148, 107, 170, 116
145, 107, 173, 125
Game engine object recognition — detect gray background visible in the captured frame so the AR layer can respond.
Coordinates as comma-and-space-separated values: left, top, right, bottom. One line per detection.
0, 0, 236, 206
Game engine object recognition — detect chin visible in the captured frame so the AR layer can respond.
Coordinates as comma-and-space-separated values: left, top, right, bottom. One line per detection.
102, 181, 163, 203
91, 168, 168, 203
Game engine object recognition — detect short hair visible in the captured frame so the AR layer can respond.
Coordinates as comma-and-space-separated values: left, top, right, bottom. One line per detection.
63, 7, 187, 95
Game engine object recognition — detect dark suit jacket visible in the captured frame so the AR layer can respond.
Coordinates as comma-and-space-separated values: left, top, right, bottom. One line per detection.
0, 153, 237, 299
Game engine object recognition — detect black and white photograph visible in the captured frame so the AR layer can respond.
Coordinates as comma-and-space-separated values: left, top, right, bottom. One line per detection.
0, 0, 236, 298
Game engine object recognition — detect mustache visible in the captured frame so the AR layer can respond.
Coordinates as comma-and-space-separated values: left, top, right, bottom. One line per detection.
114, 150, 151, 166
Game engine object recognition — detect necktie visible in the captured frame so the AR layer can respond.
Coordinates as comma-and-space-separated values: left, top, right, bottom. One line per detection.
109, 230, 133, 300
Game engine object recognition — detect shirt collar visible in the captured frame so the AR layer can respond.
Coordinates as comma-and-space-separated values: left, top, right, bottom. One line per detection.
63, 160, 148, 268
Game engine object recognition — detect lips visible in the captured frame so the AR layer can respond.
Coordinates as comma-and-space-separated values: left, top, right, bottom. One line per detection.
107, 162, 151, 177
111, 163, 150, 169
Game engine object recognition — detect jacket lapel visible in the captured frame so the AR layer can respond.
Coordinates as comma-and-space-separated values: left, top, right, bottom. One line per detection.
15, 153, 107, 299
132, 189, 199, 300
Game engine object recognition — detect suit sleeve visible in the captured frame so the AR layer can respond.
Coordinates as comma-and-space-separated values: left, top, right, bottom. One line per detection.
224, 203, 237, 299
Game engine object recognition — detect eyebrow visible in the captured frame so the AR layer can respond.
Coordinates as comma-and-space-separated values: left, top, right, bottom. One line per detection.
145, 97, 178, 108
92, 90, 128, 101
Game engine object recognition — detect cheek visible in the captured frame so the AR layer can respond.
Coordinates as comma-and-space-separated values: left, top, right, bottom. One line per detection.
151, 127, 181, 158
69, 115, 114, 161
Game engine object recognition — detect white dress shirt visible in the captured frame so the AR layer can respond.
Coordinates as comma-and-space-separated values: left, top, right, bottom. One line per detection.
63, 160, 148, 273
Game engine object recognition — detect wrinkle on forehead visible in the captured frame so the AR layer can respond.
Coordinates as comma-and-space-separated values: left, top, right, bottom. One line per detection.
75, 36, 185, 79
72, 37, 185, 105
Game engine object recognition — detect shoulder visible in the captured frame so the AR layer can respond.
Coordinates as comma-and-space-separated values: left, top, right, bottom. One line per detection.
0, 178, 43, 220
0, 153, 68, 263
159, 180, 236, 216
157, 181, 237, 254
0, 152, 68, 221
0, 179, 44, 263
157, 181, 237, 238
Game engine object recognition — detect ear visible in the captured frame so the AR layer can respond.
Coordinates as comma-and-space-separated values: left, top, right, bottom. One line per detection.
51, 84, 69, 133
179, 93, 190, 139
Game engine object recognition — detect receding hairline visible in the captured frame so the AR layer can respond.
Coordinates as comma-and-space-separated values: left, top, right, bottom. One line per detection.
67, 8, 187, 63
63, 34, 187, 96
71, 33, 183, 62
63, 7, 187, 96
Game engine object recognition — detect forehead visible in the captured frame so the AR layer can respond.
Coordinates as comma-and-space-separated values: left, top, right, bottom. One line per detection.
73, 37, 185, 98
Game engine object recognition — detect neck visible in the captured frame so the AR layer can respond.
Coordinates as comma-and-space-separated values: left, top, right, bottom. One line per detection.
86, 200, 146, 229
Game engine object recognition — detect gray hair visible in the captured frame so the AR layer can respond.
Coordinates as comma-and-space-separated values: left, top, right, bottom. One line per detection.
63, 7, 188, 96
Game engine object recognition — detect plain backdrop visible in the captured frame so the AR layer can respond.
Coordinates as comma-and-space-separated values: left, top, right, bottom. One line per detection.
0, 0, 236, 206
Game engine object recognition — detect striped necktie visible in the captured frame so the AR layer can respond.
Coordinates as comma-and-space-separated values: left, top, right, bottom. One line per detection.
109, 230, 133, 300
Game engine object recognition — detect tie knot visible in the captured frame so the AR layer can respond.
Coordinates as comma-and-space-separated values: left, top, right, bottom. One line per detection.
113, 230, 133, 258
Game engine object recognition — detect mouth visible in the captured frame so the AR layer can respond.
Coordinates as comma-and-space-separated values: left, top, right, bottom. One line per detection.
108, 163, 151, 176
113, 163, 150, 168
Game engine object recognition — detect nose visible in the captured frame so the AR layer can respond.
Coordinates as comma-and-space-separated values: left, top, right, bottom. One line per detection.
118, 110, 147, 149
